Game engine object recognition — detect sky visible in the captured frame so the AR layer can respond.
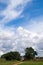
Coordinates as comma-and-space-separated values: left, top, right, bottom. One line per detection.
0, 0, 43, 57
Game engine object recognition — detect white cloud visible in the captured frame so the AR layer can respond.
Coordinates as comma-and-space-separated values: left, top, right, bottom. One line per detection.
26, 16, 43, 34
0, 26, 43, 56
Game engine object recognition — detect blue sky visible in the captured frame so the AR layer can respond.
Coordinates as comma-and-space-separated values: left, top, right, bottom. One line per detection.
0, 0, 43, 27
5, 0, 43, 27
0, 0, 43, 57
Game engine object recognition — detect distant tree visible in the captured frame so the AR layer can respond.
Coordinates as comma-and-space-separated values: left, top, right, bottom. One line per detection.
1, 51, 21, 60
25, 47, 37, 60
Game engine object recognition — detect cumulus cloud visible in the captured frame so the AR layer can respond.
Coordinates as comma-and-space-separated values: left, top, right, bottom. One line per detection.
26, 16, 43, 34
24, 16, 43, 56
0, 26, 43, 56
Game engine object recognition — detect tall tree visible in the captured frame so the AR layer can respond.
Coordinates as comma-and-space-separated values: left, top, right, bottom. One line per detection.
25, 47, 37, 60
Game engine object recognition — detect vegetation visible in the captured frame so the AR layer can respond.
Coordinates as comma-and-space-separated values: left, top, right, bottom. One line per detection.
0, 47, 43, 65
1, 51, 21, 60
1, 47, 37, 61
24, 47, 37, 60
19, 61, 43, 65
0, 59, 17, 65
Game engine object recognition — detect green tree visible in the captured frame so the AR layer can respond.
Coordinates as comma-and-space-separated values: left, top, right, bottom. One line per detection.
25, 47, 37, 60
1, 51, 21, 60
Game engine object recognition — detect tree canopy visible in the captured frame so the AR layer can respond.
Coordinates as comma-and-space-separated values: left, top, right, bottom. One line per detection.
25, 47, 37, 60
1, 51, 21, 60
1, 47, 37, 61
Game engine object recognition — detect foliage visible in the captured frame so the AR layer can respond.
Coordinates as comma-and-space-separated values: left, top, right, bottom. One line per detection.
18, 61, 43, 65
25, 47, 37, 60
0, 58, 17, 65
1, 51, 21, 60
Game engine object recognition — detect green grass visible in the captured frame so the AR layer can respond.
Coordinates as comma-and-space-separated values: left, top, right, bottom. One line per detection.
19, 61, 43, 65
0, 59, 43, 65
0, 59, 18, 65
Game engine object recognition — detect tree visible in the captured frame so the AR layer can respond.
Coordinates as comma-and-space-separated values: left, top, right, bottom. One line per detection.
25, 47, 37, 60
1, 51, 21, 60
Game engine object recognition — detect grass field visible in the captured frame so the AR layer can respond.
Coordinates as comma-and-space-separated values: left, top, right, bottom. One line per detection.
0, 59, 18, 65
19, 61, 43, 65
0, 59, 43, 65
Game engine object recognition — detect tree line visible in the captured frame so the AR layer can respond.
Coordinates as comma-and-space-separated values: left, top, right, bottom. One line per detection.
1, 47, 37, 61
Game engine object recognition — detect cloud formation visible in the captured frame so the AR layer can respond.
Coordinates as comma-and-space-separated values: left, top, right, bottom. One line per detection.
0, 0, 32, 56
26, 17, 43, 34
0, 0, 43, 57
0, 26, 43, 56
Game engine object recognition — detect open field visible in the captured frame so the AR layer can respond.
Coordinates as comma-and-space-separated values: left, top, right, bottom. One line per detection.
0, 59, 18, 65
19, 61, 43, 65
0, 59, 43, 65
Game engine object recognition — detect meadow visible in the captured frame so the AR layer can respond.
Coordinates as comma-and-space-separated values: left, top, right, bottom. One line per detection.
19, 61, 43, 65
0, 59, 18, 65
0, 59, 43, 65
